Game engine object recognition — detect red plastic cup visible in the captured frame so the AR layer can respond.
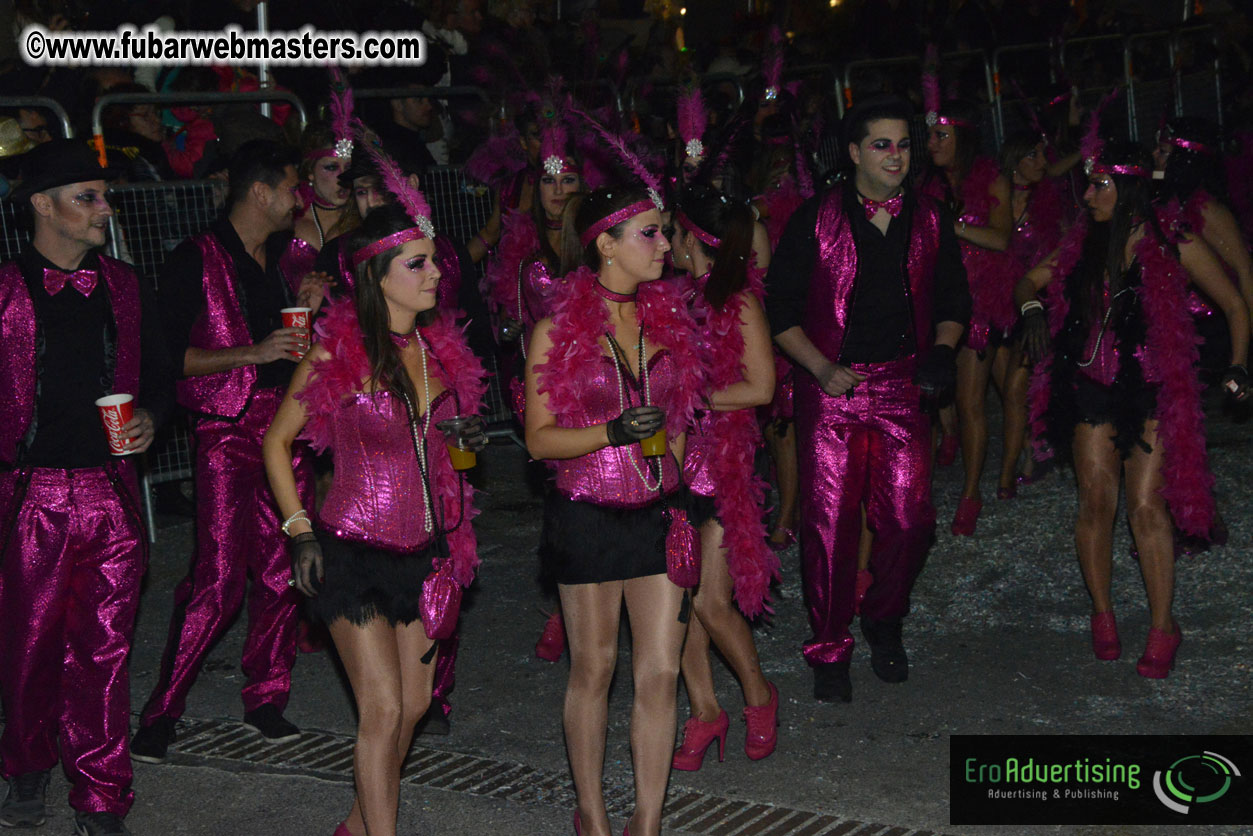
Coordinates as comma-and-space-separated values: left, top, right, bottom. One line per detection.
95, 394, 134, 455
281, 307, 313, 358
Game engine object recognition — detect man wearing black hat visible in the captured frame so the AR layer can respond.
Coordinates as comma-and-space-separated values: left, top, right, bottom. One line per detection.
130, 140, 328, 765
0, 140, 173, 836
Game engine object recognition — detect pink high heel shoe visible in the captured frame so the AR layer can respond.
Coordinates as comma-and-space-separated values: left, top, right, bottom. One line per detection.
767, 528, 796, 552
950, 496, 982, 536
573, 811, 582, 836
1136, 623, 1182, 679
535, 611, 566, 662
936, 433, 959, 466
671, 710, 729, 771
1090, 612, 1120, 661
332, 823, 353, 836
742, 682, 779, 760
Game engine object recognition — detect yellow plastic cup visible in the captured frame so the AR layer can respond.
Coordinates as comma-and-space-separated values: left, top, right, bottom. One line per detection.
447, 444, 477, 471
640, 428, 667, 458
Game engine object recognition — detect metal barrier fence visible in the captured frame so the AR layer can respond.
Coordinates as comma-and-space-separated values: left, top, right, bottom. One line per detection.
0, 95, 74, 139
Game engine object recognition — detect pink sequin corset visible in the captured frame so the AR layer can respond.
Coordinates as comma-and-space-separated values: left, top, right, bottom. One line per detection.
682, 409, 718, 497
1075, 287, 1157, 387
554, 351, 681, 508
280, 236, 319, 295
320, 388, 457, 551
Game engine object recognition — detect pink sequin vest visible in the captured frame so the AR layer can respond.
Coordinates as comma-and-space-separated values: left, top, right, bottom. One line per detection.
805, 186, 942, 363
175, 232, 257, 418
0, 257, 143, 464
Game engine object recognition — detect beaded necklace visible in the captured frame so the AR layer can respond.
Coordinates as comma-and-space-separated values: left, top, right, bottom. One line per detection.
397, 340, 435, 533
605, 326, 662, 492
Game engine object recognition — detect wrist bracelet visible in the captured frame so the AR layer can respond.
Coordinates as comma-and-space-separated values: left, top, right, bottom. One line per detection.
1020, 300, 1044, 316
281, 509, 310, 536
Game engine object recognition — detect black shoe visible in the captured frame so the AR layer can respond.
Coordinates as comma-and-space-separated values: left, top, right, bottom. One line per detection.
415, 710, 451, 737
860, 616, 909, 683
74, 811, 132, 836
0, 770, 49, 827
130, 716, 176, 764
242, 704, 301, 743
813, 661, 852, 702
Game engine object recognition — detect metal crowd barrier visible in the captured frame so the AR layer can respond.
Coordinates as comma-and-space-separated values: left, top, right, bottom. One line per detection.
0, 95, 74, 139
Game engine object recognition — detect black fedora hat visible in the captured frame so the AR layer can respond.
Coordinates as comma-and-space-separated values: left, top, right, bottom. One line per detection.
13, 139, 119, 202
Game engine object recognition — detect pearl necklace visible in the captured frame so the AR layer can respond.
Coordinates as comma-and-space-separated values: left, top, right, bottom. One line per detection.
516, 259, 528, 361
399, 338, 435, 533
606, 326, 662, 492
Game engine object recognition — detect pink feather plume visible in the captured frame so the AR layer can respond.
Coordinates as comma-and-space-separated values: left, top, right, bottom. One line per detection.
570, 106, 662, 204
922, 43, 941, 117
363, 140, 436, 239
677, 85, 706, 146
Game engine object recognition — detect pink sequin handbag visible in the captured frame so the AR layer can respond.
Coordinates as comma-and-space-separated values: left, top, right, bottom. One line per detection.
665, 506, 701, 588
420, 559, 462, 640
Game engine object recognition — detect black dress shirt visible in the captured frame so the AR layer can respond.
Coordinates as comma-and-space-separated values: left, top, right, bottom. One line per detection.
162, 218, 297, 392
765, 188, 971, 363
19, 248, 174, 468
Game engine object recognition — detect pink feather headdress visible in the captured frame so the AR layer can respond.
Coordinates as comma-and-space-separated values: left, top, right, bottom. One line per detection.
350, 136, 436, 268
328, 67, 358, 161
539, 101, 573, 177
677, 85, 707, 161
571, 107, 664, 213
922, 44, 972, 129
762, 27, 784, 102
1080, 87, 1145, 178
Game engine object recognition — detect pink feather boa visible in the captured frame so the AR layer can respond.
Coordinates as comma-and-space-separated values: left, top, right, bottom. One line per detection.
691, 270, 778, 617
1134, 223, 1215, 538
535, 267, 705, 438
482, 209, 539, 320
296, 299, 489, 587
1024, 215, 1215, 537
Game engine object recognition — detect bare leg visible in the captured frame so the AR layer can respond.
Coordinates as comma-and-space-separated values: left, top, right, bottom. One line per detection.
956, 346, 995, 500
1071, 423, 1122, 615
1123, 421, 1175, 631
683, 520, 770, 718
331, 617, 436, 836
559, 581, 624, 836
678, 609, 717, 720
766, 421, 799, 544
994, 345, 1031, 493
622, 574, 686, 836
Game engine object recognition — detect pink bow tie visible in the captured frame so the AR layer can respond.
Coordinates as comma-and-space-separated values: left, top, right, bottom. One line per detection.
862, 193, 903, 220
43, 267, 98, 297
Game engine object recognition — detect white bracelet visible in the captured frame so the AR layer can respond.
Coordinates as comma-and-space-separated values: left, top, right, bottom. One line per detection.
1020, 300, 1044, 316
281, 509, 310, 537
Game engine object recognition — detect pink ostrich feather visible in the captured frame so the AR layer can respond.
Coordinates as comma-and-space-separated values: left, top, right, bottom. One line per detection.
922, 43, 941, 117
1079, 87, 1123, 169
327, 67, 360, 150
463, 124, 527, 187
570, 107, 662, 205
677, 85, 706, 147
363, 140, 436, 239
763, 26, 784, 92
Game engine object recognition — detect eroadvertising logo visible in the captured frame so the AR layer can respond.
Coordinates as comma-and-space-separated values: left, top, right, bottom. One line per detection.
950, 735, 1252, 825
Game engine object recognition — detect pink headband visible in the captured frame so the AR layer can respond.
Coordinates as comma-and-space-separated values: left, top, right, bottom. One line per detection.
579, 199, 655, 247
1088, 162, 1149, 179
543, 156, 579, 177
1168, 137, 1215, 155
305, 148, 338, 162
926, 112, 974, 129
351, 227, 425, 269
675, 210, 720, 248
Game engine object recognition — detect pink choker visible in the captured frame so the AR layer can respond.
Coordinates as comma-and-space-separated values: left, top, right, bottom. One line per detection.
593, 280, 636, 303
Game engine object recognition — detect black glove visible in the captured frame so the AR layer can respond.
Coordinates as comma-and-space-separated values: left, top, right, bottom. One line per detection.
606, 405, 665, 446
914, 344, 957, 398
498, 317, 523, 343
437, 415, 488, 453
1022, 309, 1051, 364
1221, 364, 1250, 401
289, 531, 323, 597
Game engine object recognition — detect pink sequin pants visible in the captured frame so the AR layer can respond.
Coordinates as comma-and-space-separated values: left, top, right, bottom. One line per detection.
142, 388, 313, 723
0, 464, 145, 816
794, 358, 935, 665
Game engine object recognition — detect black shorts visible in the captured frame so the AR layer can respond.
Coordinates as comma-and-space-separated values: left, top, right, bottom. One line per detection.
539, 491, 671, 585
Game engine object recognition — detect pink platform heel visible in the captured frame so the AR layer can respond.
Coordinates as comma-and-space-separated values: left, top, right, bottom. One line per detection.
742, 682, 779, 761
332, 823, 353, 836
671, 710, 729, 771
1090, 612, 1121, 661
1136, 623, 1182, 679
950, 496, 982, 536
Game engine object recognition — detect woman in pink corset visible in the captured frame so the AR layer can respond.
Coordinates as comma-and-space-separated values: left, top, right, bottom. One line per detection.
526, 185, 704, 836
264, 201, 487, 836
